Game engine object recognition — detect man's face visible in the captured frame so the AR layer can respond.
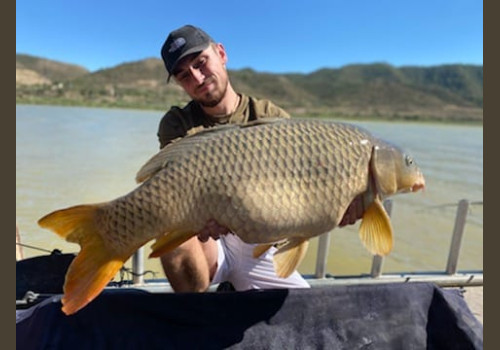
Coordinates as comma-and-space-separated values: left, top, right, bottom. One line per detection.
173, 43, 229, 108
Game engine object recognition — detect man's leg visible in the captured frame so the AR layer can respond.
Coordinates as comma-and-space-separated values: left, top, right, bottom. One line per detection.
160, 236, 218, 292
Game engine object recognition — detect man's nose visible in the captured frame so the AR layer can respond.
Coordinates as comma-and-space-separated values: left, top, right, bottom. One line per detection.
189, 67, 205, 85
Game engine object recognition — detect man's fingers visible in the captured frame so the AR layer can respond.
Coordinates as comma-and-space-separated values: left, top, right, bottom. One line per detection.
197, 219, 230, 242
339, 195, 365, 227
197, 227, 211, 242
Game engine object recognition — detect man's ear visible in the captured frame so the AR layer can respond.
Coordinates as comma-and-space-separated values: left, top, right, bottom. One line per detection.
214, 43, 228, 65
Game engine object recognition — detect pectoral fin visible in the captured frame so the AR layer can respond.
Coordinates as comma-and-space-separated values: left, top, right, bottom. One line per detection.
359, 197, 393, 256
149, 230, 197, 258
272, 239, 309, 278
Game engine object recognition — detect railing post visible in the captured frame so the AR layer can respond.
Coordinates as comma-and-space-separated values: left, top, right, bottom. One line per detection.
370, 199, 393, 277
445, 199, 470, 275
315, 231, 331, 278
132, 247, 145, 285
16, 222, 24, 261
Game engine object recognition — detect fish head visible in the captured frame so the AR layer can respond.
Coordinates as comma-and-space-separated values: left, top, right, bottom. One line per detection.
371, 141, 425, 197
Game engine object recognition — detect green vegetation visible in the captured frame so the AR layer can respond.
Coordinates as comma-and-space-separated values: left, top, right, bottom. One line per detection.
16, 54, 483, 123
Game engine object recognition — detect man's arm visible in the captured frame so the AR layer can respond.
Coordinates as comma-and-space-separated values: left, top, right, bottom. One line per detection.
157, 108, 222, 292
157, 110, 187, 149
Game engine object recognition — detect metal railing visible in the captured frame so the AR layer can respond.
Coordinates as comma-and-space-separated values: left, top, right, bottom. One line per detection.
130, 198, 483, 288
311, 198, 482, 288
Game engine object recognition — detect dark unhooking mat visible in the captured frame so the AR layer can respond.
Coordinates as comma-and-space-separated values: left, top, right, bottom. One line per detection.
16, 252, 76, 300
16, 281, 482, 349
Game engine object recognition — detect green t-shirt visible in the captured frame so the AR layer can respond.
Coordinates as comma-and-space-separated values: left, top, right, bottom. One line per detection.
157, 94, 290, 148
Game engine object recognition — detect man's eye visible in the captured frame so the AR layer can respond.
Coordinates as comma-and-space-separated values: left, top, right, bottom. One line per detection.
194, 58, 207, 70
178, 73, 190, 81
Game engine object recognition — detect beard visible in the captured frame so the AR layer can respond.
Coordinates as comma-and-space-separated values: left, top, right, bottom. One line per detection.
194, 76, 229, 108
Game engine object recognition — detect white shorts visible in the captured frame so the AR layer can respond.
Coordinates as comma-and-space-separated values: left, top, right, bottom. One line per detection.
212, 234, 310, 290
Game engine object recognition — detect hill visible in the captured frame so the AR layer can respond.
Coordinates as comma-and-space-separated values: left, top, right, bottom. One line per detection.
16, 54, 483, 122
16, 54, 89, 85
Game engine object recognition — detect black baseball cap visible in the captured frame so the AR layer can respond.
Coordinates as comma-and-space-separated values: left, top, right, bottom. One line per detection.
161, 25, 214, 82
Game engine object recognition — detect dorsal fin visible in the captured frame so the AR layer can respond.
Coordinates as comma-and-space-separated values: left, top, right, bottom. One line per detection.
136, 124, 238, 183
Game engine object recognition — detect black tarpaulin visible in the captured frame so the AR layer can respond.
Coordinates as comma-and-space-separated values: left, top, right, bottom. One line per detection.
16, 282, 482, 350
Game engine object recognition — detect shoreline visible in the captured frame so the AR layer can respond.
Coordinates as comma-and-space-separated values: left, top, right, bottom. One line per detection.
15, 102, 483, 126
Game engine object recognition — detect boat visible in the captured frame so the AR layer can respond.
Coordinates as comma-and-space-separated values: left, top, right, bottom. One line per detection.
16, 199, 483, 349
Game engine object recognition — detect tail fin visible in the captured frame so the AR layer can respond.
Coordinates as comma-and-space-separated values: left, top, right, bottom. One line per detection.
38, 205, 131, 315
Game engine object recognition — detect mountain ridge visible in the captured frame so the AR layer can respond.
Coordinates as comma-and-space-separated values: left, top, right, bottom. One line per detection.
16, 53, 483, 122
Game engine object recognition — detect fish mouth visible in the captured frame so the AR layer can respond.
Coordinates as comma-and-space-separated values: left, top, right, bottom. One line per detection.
411, 182, 425, 192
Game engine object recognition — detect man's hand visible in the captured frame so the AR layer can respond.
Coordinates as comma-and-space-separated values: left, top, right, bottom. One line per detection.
198, 219, 232, 242
339, 195, 365, 227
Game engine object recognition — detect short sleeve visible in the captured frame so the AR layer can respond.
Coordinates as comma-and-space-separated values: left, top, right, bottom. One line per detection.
157, 108, 189, 149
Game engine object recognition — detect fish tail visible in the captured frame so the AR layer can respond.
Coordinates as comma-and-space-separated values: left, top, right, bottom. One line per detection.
38, 205, 131, 315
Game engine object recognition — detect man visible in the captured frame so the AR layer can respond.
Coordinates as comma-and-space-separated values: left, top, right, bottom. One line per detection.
157, 25, 310, 292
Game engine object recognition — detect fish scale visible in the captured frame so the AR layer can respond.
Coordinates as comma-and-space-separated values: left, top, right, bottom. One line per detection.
103, 120, 369, 246
164, 121, 371, 241
38, 118, 425, 315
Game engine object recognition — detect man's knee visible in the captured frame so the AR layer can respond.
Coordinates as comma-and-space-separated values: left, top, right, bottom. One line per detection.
160, 236, 217, 292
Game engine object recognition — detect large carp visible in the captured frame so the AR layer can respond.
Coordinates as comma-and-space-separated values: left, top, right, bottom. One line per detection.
39, 118, 425, 314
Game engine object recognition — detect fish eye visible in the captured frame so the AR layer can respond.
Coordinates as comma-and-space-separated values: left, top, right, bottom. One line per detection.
405, 155, 414, 166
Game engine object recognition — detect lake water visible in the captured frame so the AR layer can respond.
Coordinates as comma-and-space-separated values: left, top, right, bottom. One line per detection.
16, 105, 483, 278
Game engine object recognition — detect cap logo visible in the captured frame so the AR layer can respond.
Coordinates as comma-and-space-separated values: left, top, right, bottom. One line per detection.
168, 37, 186, 53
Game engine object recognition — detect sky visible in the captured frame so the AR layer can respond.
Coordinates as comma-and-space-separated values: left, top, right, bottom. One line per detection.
16, 0, 483, 74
